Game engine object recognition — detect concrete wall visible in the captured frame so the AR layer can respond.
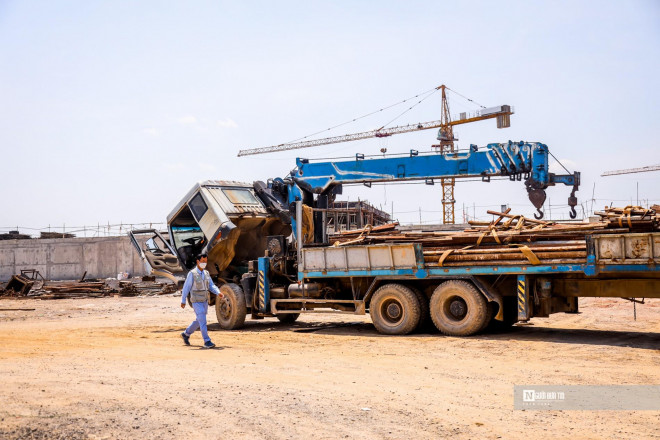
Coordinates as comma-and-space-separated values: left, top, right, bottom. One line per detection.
0, 236, 148, 281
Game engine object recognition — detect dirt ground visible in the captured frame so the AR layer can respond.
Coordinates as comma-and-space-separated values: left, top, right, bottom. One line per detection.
0, 295, 659, 440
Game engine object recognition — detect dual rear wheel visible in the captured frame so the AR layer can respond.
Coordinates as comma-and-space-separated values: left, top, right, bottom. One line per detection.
369, 281, 491, 336
429, 280, 489, 336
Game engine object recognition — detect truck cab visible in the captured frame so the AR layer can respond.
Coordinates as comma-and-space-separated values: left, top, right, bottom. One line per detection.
166, 180, 292, 283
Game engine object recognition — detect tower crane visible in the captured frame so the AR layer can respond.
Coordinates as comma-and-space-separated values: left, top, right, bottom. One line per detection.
237, 85, 514, 223
601, 165, 660, 176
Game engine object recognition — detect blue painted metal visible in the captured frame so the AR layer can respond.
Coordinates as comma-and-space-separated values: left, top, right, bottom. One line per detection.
299, 263, 658, 280
256, 257, 271, 313
283, 140, 581, 246
290, 141, 577, 194
595, 264, 659, 273
285, 182, 303, 244
295, 232, 658, 281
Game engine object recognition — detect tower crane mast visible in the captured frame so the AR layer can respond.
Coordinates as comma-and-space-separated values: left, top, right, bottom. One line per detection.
437, 85, 456, 223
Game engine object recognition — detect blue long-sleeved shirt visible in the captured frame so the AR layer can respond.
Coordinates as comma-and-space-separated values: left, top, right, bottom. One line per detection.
180, 267, 220, 304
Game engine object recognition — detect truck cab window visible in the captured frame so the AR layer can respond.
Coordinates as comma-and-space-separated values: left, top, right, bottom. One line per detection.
222, 188, 260, 205
171, 226, 205, 269
189, 193, 208, 221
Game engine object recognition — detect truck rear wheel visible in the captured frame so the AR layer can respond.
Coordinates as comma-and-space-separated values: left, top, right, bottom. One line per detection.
215, 283, 247, 330
430, 280, 488, 336
370, 284, 421, 335
484, 297, 518, 333
410, 286, 431, 332
276, 313, 300, 324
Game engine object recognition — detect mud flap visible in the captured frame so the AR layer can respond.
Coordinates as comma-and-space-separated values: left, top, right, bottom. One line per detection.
470, 276, 504, 321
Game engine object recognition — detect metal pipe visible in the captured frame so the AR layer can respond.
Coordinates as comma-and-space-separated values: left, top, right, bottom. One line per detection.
296, 200, 303, 270
423, 251, 586, 262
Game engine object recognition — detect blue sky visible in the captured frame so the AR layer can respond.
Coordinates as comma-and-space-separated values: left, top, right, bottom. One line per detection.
1, 1, 658, 233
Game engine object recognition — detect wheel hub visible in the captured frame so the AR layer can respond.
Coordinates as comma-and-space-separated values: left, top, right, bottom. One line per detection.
449, 299, 467, 319
385, 302, 402, 320
219, 298, 232, 319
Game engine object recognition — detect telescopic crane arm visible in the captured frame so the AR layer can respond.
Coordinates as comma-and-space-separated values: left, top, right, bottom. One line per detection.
288, 141, 580, 220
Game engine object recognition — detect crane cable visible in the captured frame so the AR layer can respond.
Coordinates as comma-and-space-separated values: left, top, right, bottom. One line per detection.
377, 88, 440, 130
445, 87, 487, 109
548, 150, 573, 174
281, 85, 490, 146
378, 86, 494, 129
283, 86, 440, 144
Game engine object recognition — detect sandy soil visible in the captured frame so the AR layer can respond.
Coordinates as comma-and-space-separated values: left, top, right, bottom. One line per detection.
0, 294, 659, 440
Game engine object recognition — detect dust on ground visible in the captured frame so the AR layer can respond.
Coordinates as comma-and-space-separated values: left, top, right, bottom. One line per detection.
0, 295, 659, 439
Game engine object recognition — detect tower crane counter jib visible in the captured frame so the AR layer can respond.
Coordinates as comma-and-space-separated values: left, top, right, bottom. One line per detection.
290, 141, 580, 220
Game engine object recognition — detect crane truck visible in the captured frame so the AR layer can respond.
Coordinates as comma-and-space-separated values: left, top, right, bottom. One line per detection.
135, 140, 659, 336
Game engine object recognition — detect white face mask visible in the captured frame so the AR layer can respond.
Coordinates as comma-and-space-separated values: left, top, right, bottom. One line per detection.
199, 262, 207, 269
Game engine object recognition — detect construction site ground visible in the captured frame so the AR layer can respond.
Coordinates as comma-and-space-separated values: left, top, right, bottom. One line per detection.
0, 295, 658, 440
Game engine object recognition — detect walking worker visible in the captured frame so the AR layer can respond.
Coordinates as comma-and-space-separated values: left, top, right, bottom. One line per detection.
180, 253, 223, 348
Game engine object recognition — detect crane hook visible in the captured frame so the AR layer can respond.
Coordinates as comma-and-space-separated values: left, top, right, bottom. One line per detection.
568, 185, 579, 220
534, 208, 544, 220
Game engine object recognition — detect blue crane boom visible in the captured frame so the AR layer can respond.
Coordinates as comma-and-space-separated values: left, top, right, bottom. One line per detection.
285, 140, 579, 224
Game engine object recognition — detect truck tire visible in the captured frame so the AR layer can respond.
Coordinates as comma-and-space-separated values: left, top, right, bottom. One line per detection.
215, 283, 247, 330
276, 313, 300, 324
430, 280, 489, 336
478, 301, 497, 333
370, 284, 421, 335
484, 297, 518, 333
410, 286, 431, 332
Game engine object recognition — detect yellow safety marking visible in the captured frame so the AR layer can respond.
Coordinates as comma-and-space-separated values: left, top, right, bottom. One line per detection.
517, 280, 526, 313
258, 271, 266, 309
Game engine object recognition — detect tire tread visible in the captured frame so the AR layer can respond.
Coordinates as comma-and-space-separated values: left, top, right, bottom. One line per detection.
430, 280, 488, 336
370, 283, 421, 335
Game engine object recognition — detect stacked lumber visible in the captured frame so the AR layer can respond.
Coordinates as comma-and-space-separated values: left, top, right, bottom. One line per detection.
594, 206, 659, 232
117, 280, 177, 296
0, 232, 31, 240
5, 279, 177, 299
46, 281, 107, 293
328, 206, 658, 267
39, 231, 76, 239
37, 280, 109, 299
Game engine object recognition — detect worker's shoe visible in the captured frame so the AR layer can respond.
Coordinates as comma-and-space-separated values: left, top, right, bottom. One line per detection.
204, 340, 216, 349
180, 332, 190, 346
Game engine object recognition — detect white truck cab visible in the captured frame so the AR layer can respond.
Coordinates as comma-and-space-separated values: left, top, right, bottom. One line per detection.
166, 180, 291, 281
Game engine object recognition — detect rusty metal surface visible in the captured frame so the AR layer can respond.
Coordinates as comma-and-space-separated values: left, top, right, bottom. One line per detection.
3, 274, 34, 296
204, 186, 267, 215
166, 180, 262, 223
594, 232, 660, 264
554, 278, 660, 298
302, 244, 418, 272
